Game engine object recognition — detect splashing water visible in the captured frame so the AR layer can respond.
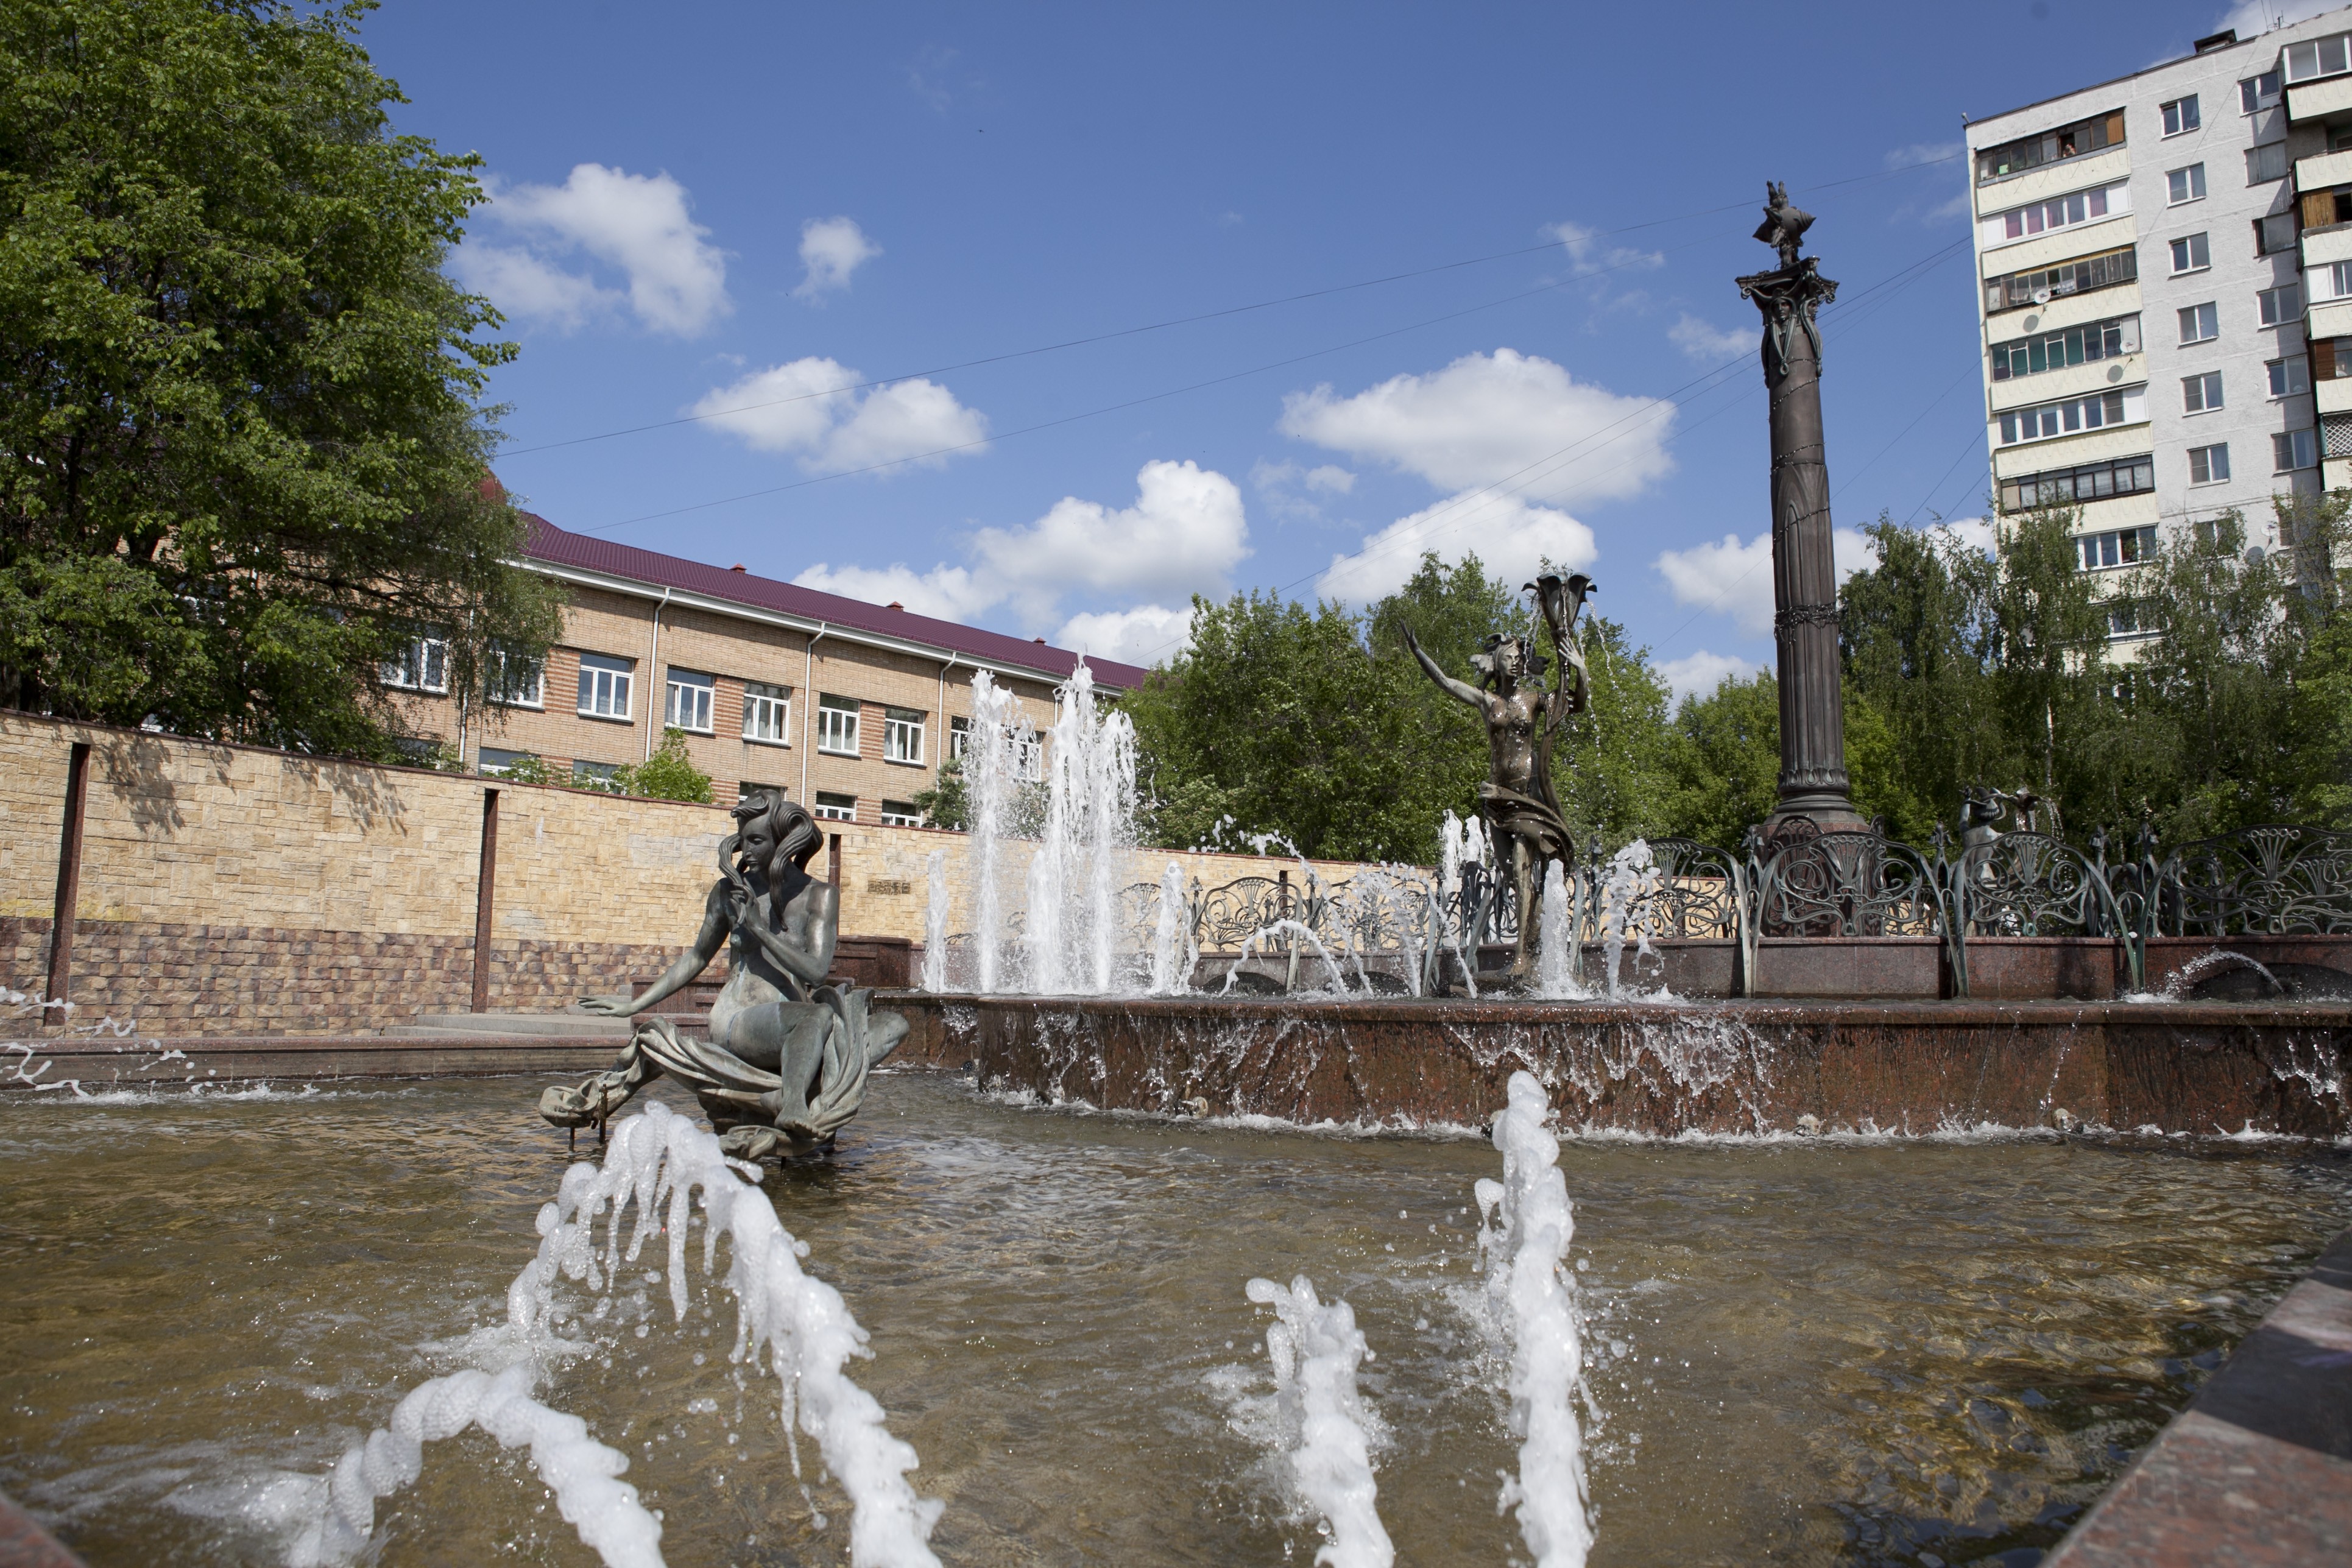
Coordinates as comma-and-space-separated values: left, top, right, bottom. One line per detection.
1598, 841, 1663, 1000
1475, 1072, 1593, 1568
1241, 1276, 1394, 1568
965, 671, 1025, 996
294, 1100, 942, 1568
1219, 920, 1360, 996
920, 848, 950, 994
1536, 860, 1579, 1000
1022, 664, 1140, 995
1150, 861, 1195, 994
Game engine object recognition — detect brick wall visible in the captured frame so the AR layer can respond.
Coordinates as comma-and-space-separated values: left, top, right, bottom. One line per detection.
2, 712, 1402, 1032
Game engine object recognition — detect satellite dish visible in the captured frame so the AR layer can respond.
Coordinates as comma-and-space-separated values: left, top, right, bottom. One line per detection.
2246, 545, 2268, 565
2032, 288, 2054, 305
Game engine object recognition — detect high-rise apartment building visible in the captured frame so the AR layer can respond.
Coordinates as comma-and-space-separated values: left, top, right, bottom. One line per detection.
1965, 12, 2352, 639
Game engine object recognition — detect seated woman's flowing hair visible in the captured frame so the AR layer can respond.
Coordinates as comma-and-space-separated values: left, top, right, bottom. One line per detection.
719, 789, 824, 902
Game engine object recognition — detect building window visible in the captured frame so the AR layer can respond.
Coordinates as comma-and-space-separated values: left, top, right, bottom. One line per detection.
1014, 733, 1044, 782
2167, 164, 2206, 204
2161, 95, 2200, 136
743, 680, 791, 744
2242, 69, 2282, 112
1997, 386, 2144, 446
2188, 443, 2231, 485
2183, 371, 2224, 414
2080, 526, 2157, 570
2168, 233, 2211, 274
738, 781, 788, 803
663, 668, 715, 733
884, 706, 925, 765
2275, 427, 2320, 471
814, 791, 857, 822
2326, 261, 2352, 303
2107, 601, 2150, 641
1983, 245, 2136, 314
2259, 283, 2302, 325
816, 694, 860, 755
381, 637, 449, 694
2286, 34, 2352, 83
2270, 356, 2312, 397
2247, 141, 2290, 183
2256, 211, 2298, 254
949, 715, 970, 759
577, 653, 634, 720
1989, 315, 2139, 381
487, 646, 543, 709
573, 760, 623, 793
1998, 454, 2155, 514
1994, 183, 2116, 241
1975, 111, 2124, 185
2178, 302, 2220, 344
879, 799, 923, 827
476, 746, 542, 778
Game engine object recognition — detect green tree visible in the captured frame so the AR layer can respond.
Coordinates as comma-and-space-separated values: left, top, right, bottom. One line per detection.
910, 755, 970, 830
1126, 591, 1422, 861
1661, 670, 1779, 847
618, 728, 714, 804
0, 0, 560, 752
1550, 615, 1678, 850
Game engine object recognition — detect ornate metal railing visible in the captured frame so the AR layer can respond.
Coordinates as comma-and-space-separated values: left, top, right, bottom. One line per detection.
959, 815, 2351, 996
2153, 825, 2352, 937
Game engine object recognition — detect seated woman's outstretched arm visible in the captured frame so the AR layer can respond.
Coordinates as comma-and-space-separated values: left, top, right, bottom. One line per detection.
579, 884, 729, 1015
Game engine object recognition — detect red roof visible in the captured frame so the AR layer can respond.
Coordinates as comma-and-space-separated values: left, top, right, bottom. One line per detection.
522, 514, 1150, 692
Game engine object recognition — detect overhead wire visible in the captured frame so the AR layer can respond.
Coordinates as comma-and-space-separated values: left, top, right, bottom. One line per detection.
501, 150, 1966, 461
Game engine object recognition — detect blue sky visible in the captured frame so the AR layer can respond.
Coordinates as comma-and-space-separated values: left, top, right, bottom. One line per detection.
361, 0, 2314, 695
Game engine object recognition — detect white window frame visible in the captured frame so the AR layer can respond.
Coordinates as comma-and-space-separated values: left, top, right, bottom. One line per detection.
2286, 34, 2352, 83
1014, 733, 1044, 782
878, 799, 923, 827
2161, 95, 2200, 136
2188, 442, 2231, 485
883, 707, 925, 765
1986, 182, 2124, 248
2182, 371, 2223, 414
2167, 164, 2206, 205
2078, 526, 2157, 571
1997, 386, 2146, 447
2275, 427, 2320, 472
949, 714, 971, 760
664, 667, 715, 733
2259, 283, 2302, 325
2178, 302, 2220, 345
571, 760, 623, 793
2270, 356, 2311, 398
381, 637, 449, 694
743, 680, 791, 744
488, 647, 543, 710
816, 694, 860, 756
2168, 233, 2211, 275
2241, 70, 2281, 113
577, 653, 634, 721
813, 791, 857, 822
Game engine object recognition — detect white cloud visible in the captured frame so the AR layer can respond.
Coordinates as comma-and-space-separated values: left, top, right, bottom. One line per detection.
1653, 528, 1877, 637
794, 461, 1249, 635
1545, 221, 1665, 277
1938, 515, 1997, 557
971, 459, 1249, 618
1250, 459, 1357, 522
1658, 651, 1768, 705
1279, 349, 1673, 500
791, 561, 996, 623
793, 217, 881, 299
1318, 492, 1597, 606
1668, 313, 1757, 363
1056, 604, 1192, 668
450, 245, 619, 331
691, 358, 987, 476
465, 164, 730, 336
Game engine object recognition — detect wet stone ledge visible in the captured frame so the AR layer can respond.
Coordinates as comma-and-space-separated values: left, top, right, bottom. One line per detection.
884, 994, 2352, 1139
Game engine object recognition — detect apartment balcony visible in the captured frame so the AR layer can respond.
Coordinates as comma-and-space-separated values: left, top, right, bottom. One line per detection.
2318, 376, 2352, 415
2287, 73, 2352, 122
2296, 147, 2352, 194
2309, 297, 2352, 339
1974, 146, 2129, 217
1988, 355, 2144, 414
2303, 224, 2352, 269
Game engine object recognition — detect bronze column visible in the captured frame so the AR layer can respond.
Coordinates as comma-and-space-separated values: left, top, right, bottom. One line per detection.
1739, 188, 1862, 831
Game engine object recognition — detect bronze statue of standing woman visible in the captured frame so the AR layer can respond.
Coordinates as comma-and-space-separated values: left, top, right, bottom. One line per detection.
1403, 571, 1595, 983
538, 789, 907, 1159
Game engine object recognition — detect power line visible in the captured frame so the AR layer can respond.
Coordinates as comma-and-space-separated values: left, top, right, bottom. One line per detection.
501, 150, 1965, 461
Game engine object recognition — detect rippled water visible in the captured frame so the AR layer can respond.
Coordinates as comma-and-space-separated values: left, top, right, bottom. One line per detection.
0, 1073, 2345, 1567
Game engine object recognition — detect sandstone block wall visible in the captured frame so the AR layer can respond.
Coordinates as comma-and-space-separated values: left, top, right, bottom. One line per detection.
2, 712, 1399, 1033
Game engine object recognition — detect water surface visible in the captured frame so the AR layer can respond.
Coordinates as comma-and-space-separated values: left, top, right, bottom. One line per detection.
0, 1073, 2344, 1567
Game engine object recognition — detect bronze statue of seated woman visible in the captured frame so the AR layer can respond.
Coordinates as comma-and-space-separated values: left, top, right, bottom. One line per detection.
538, 789, 908, 1159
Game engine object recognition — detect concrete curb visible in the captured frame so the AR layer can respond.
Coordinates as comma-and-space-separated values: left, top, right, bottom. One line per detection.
2046, 1226, 2352, 1566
